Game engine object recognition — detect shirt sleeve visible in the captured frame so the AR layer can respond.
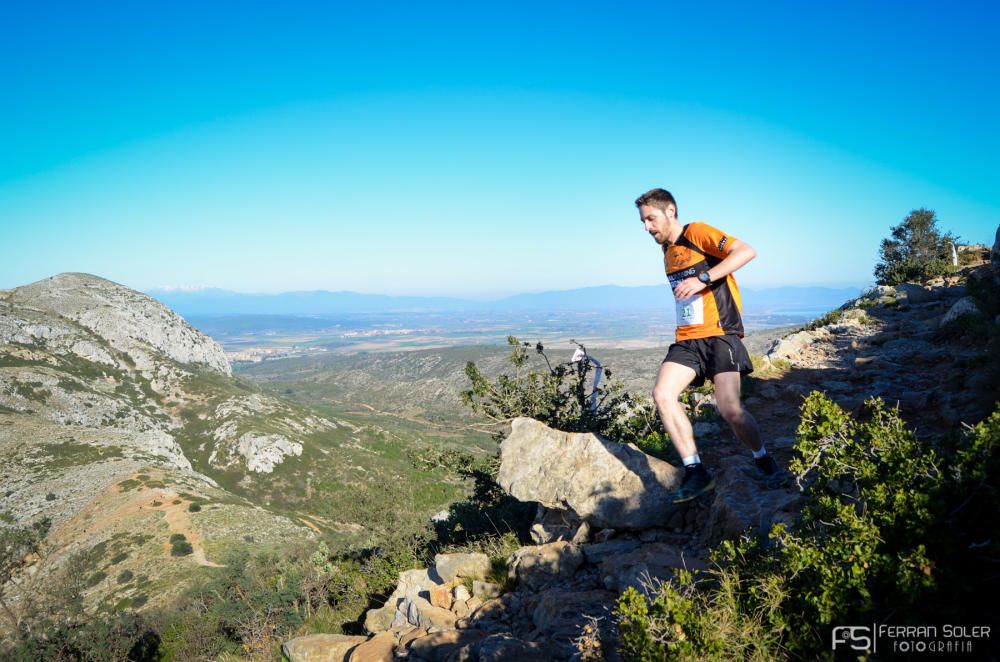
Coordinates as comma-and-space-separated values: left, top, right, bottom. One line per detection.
686, 222, 738, 259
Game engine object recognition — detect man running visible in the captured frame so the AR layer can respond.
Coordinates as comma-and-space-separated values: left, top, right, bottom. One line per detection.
635, 188, 786, 502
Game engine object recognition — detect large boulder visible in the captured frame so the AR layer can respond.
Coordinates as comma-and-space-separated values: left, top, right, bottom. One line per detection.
282, 634, 368, 662
498, 417, 681, 529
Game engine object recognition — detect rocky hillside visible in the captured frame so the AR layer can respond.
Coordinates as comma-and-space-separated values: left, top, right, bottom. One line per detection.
0, 274, 472, 618
279, 256, 999, 661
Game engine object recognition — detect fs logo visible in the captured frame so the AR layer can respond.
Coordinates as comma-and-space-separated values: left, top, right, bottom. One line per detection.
832, 626, 875, 652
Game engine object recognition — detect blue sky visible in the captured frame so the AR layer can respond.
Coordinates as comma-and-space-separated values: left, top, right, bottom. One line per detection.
1, 1, 997, 296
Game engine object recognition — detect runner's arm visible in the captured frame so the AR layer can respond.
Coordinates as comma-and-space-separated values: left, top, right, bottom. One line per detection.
673, 239, 756, 299
704, 238, 756, 283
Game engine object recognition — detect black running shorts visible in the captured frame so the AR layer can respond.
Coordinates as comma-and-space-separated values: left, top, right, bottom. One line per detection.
663, 334, 754, 387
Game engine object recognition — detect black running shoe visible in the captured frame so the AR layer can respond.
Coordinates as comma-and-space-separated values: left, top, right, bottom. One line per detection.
754, 454, 788, 489
672, 464, 716, 503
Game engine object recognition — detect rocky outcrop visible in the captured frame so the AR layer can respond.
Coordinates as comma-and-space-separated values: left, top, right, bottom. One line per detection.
4, 273, 230, 375
497, 417, 681, 530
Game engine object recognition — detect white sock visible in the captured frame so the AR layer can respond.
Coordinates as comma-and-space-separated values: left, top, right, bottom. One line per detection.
682, 453, 701, 467
752, 446, 767, 459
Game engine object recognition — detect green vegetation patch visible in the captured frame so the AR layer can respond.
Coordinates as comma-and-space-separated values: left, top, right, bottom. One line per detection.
616, 395, 1000, 659
85, 571, 107, 588
31, 441, 123, 470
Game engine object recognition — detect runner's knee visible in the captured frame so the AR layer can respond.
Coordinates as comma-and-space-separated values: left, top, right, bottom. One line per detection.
717, 400, 744, 423
652, 384, 682, 408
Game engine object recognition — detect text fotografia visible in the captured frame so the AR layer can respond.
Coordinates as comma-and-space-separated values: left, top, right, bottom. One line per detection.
832, 624, 991, 655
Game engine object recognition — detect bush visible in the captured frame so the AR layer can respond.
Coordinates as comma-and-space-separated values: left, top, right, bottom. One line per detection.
188, 503, 202, 512
616, 394, 1000, 658
170, 541, 194, 557
461, 336, 656, 445
874, 208, 956, 285
169, 533, 186, 544
117, 570, 134, 584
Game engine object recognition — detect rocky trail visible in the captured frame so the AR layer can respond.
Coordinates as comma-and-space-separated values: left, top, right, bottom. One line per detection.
279, 262, 998, 662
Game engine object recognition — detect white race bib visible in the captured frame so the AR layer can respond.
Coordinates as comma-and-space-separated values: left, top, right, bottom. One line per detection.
675, 295, 704, 326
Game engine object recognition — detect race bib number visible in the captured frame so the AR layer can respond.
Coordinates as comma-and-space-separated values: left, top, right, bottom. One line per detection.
675, 295, 704, 326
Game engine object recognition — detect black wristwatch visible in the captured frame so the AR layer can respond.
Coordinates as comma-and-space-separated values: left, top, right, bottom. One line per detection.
698, 271, 713, 285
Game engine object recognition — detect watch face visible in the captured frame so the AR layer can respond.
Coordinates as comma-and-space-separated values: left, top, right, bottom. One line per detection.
699, 272, 711, 283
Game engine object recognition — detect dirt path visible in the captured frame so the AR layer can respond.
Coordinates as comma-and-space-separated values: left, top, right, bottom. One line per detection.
50, 473, 223, 568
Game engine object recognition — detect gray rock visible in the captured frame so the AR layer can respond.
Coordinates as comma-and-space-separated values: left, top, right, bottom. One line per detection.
896, 282, 940, 304
705, 454, 803, 544
365, 569, 441, 633
477, 634, 548, 662
282, 634, 367, 662
433, 553, 491, 583
472, 580, 501, 600
508, 541, 584, 590
581, 539, 642, 564
599, 542, 707, 594
571, 520, 591, 544
532, 589, 615, 642
498, 418, 682, 530
765, 329, 820, 363
403, 596, 458, 632
940, 296, 981, 327
529, 505, 582, 544
408, 630, 486, 661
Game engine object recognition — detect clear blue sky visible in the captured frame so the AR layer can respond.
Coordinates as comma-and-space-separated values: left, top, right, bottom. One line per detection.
1, 1, 997, 296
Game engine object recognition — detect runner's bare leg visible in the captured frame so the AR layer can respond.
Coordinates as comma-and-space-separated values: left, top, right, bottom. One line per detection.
652, 361, 699, 459
712, 371, 762, 452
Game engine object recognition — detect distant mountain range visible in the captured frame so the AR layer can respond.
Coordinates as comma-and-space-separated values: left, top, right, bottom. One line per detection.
148, 284, 865, 316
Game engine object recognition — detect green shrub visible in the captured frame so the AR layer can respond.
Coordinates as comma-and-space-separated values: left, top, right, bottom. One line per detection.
169, 533, 186, 544
874, 208, 956, 285
170, 541, 194, 557
187, 503, 202, 513
617, 567, 786, 661
803, 308, 843, 331
85, 571, 107, 588
117, 570, 134, 584
110, 551, 128, 565
461, 336, 650, 445
615, 394, 1000, 658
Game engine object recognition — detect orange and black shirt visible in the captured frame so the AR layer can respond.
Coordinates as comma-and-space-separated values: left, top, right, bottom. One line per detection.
663, 222, 745, 341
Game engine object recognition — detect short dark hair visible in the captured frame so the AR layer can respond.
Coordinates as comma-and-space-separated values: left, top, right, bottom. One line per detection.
634, 188, 678, 217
